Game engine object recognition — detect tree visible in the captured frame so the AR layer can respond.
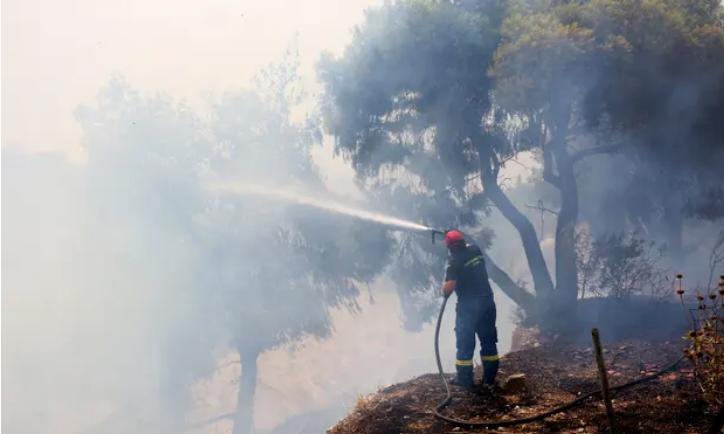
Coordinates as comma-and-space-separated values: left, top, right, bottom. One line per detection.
77, 50, 394, 432
198, 46, 394, 434
75, 76, 213, 434
318, 0, 569, 330
82, 43, 391, 434
575, 0, 724, 260
318, 0, 724, 335
498, 0, 724, 266
318, 0, 524, 327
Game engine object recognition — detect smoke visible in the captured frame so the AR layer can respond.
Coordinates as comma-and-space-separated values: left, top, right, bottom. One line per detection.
4, 2, 722, 434
2, 149, 166, 434
1, 66, 494, 434
1, 90, 519, 434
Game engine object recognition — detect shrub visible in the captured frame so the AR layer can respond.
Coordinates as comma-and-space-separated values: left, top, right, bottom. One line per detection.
576, 229, 672, 300
679, 274, 724, 407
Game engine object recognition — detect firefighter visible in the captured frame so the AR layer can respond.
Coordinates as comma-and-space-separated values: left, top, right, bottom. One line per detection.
441, 230, 500, 393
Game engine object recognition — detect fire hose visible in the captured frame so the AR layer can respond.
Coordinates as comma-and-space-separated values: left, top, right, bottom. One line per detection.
433, 294, 688, 428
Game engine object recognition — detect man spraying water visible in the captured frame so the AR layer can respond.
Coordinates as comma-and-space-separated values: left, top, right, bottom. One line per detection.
213, 184, 502, 388
440, 230, 500, 393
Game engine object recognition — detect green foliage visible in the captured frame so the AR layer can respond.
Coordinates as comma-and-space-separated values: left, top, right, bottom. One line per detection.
580, 0, 724, 133
319, 0, 724, 332
318, 0, 500, 179
493, 0, 724, 177
492, 9, 607, 112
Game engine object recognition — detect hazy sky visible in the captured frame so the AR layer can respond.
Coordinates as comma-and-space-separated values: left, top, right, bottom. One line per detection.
2, 0, 381, 167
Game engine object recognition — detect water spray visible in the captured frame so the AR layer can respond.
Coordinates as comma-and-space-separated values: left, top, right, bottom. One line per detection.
210, 183, 447, 241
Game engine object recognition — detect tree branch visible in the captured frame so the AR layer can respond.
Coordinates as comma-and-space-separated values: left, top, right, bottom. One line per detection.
526, 203, 559, 216
542, 148, 562, 187
477, 141, 554, 295
484, 252, 536, 310
571, 144, 623, 163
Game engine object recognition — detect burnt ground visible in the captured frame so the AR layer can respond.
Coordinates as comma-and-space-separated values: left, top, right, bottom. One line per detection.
329, 340, 716, 434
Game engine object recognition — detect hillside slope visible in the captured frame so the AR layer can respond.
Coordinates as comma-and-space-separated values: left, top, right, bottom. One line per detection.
329, 340, 715, 434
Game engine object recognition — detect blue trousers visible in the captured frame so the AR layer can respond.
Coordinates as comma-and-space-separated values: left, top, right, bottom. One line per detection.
455, 297, 499, 387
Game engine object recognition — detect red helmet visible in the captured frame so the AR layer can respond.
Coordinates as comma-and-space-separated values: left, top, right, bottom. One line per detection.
444, 230, 465, 247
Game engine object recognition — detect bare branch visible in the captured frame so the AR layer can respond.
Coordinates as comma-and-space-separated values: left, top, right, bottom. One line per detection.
497, 153, 518, 168
525, 203, 559, 216
506, 157, 533, 171
498, 175, 519, 191
465, 173, 481, 183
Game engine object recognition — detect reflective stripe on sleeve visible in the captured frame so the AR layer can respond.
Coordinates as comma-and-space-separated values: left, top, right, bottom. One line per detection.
464, 255, 483, 267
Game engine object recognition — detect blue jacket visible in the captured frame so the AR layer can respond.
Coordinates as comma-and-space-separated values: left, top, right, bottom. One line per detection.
444, 242, 494, 300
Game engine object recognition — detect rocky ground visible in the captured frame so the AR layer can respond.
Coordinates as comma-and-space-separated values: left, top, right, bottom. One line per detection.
328, 339, 716, 434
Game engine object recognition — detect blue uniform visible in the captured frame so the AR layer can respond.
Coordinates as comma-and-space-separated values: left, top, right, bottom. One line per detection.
445, 242, 499, 388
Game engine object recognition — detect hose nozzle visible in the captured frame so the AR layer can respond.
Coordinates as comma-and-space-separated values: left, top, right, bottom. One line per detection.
431, 229, 447, 244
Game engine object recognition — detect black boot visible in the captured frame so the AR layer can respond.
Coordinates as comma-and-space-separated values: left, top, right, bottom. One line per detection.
452, 364, 476, 392
482, 358, 500, 386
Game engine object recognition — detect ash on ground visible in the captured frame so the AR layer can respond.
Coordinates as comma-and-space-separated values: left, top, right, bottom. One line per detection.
329, 336, 711, 434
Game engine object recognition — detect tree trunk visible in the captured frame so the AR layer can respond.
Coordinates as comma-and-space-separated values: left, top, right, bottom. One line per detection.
479, 164, 555, 297
484, 252, 536, 312
546, 149, 581, 338
474, 137, 554, 330
551, 147, 579, 305
233, 348, 260, 434
537, 105, 581, 337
